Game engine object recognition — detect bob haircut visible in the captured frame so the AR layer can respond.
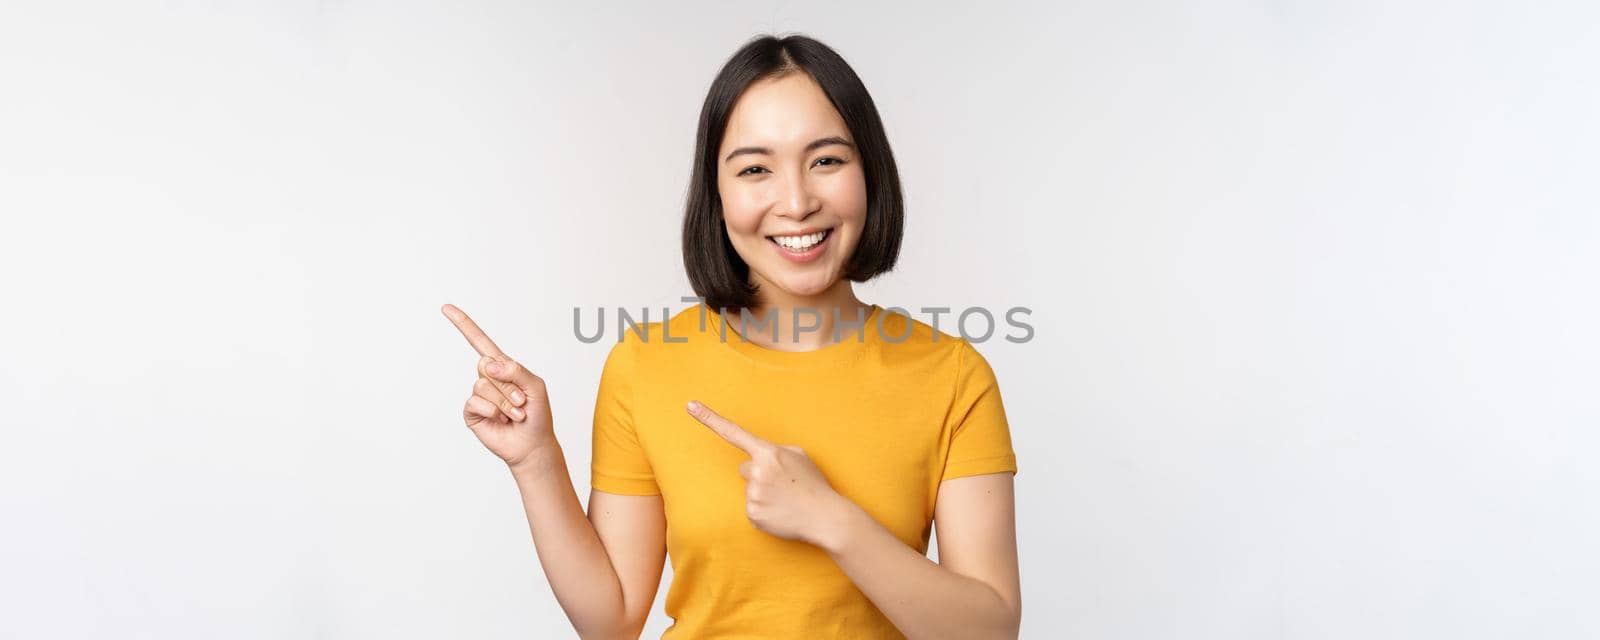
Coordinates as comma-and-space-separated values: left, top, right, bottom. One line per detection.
682, 34, 904, 314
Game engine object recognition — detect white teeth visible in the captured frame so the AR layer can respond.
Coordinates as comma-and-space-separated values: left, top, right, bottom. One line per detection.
772, 230, 827, 251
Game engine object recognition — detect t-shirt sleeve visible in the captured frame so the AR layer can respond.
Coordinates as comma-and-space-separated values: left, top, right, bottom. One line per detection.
589, 335, 660, 496
941, 340, 1019, 482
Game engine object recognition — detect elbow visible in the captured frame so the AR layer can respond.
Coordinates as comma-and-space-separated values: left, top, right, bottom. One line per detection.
578, 622, 643, 640
998, 595, 1021, 639
575, 611, 646, 640
596, 614, 650, 640
575, 582, 649, 640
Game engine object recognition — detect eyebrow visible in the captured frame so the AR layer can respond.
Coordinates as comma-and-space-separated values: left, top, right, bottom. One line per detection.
722, 136, 855, 164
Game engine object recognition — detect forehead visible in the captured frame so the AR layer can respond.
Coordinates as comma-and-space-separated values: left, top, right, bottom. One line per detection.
720, 73, 849, 149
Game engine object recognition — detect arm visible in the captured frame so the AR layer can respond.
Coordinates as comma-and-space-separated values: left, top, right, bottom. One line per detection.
818, 472, 1021, 640
441, 305, 666, 639
682, 400, 1021, 639
508, 446, 667, 640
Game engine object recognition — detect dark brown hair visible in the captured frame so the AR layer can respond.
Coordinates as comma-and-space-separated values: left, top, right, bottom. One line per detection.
681, 34, 904, 313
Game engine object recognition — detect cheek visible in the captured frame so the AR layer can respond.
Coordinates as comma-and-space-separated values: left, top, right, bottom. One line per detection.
820, 171, 868, 224
717, 183, 764, 236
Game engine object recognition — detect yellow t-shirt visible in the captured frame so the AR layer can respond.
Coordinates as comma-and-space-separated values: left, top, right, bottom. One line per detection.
589, 303, 1018, 639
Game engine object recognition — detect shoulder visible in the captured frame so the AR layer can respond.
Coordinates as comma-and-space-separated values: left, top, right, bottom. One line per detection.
874, 308, 1009, 398
603, 304, 712, 361
874, 306, 985, 364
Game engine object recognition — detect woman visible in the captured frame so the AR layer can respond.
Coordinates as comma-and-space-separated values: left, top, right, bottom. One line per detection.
442, 34, 1020, 639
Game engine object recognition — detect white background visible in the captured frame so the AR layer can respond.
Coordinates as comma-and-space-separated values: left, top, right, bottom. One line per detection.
2, 1, 1597, 638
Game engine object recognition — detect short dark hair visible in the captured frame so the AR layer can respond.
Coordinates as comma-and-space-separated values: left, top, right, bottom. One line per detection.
681, 33, 904, 314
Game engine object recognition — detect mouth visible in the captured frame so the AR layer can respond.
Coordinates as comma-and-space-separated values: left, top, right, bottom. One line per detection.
766, 228, 833, 263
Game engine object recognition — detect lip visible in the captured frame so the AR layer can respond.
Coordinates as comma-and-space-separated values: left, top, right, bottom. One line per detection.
767, 227, 831, 238
767, 228, 832, 264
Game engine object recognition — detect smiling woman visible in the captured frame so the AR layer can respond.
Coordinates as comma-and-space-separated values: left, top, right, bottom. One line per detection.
443, 33, 1020, 640
683, 38, 903, 331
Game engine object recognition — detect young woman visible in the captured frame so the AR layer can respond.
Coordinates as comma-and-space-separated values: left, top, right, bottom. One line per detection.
442, 34, 1020, 639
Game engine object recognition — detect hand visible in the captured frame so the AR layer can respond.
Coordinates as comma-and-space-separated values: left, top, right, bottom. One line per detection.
686, 400, 852, 547
442, 304, 556, 469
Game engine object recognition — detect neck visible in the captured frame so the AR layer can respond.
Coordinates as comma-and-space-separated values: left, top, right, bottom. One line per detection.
722, 279, 873, 352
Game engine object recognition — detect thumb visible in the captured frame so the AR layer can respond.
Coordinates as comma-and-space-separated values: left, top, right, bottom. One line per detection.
482, 357, 543, 396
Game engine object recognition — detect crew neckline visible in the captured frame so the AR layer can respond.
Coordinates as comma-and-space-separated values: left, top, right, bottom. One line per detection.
706, 302, 882, 369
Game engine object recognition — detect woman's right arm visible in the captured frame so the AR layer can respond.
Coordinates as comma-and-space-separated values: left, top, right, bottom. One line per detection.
443, 305, 666, 640
508, 446, 666, 640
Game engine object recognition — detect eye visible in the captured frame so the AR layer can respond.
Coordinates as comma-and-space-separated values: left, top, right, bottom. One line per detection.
736, 157, 845, 177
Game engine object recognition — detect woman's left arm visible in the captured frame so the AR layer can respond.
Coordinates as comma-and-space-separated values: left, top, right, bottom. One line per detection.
685, 401, 1021, 640
817, 472, 1021, 640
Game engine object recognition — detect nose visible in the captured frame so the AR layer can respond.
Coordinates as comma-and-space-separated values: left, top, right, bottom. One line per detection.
775, 168, 822, 221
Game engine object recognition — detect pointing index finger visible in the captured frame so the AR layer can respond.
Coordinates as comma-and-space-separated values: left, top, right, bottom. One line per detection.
686, 400, 771, 455
441, 303, 505, 358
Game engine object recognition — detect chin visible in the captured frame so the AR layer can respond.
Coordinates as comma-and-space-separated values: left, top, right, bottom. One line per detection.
762, 271, 837, 298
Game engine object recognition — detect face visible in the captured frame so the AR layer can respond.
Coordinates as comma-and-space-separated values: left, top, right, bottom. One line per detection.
717, 72, 868, 302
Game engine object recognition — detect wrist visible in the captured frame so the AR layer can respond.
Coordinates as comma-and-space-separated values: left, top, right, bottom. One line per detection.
506, 441, 563, 479
813, 493, 865, 555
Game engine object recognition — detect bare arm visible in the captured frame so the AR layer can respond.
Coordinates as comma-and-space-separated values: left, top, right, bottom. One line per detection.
507, 447, 666, 640
682, 400, 1021, 639
441, 305, 666, 640
818, 472, 1021, 640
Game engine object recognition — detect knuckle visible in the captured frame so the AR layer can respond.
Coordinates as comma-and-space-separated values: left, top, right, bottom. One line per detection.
479, 357, 509, 378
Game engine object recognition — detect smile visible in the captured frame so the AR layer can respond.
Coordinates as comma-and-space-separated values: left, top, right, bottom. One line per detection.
766, 228, 832, 263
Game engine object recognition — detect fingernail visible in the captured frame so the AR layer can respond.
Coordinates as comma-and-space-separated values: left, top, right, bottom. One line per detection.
487, 362, 502, 375
511, 390, 525, 404
511, 407, 525, 420
686, 400, 702, 413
